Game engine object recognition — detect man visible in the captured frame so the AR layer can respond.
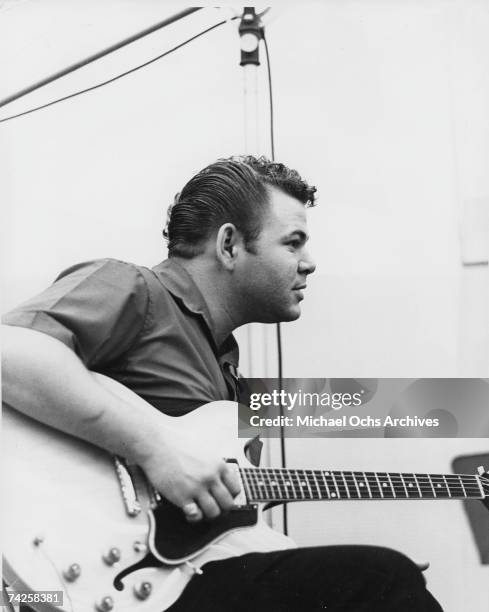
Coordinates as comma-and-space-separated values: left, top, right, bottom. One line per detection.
2, 156, 442, 610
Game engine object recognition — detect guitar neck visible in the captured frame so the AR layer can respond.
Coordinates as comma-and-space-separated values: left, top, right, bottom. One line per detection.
239, 468, 488, 503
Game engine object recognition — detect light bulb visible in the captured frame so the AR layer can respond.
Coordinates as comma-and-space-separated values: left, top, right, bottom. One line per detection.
240, 32, 259, 53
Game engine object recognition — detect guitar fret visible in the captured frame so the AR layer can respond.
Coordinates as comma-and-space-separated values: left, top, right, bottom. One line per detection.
241, 470, 253, 502
362, 472, 373, 498
304, 471, 314, 499
387, 472, 399, 499
292, 470, 305, 499
293, 469, 309, 500
352, 472, 370, 499
341, 472, 351, 499
267, 469, 277, 499
321, 471, 332, 499
270, 470, 279, 499
413, 473, 423, 497
418, 473, 436, 497
257, 471, 267, 500
458, 475, 469, 498
260, 470, 271, 500
374, 472, 384, 498
276, 469, 289, 500
342, 472, 359, 499
445, 475, 465, 498
311, 470, 322, 499
443, 475, 452, 498
278, 469, 286, 499
377, 473, 395, 498
323, 471, 339, 499
266, 469, 281, 500
329, 472, 343, 499
405, 473, 421, 498
286, 470, 297, 499
430, 475, 450, 498
333, 471, 349, 499
247, 469, 258, 501
400, 474, 409, 498
365, 472, 382, 499
265, 469, 275, 499
463, 475, 483, 497
350, 472, 361, 498
331, 471, 342, 499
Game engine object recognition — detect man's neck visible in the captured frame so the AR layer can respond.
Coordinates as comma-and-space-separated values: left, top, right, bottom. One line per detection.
170, 256, 241, 347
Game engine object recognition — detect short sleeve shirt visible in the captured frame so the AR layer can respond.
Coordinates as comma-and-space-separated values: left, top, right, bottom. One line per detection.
2, 259, 240, 415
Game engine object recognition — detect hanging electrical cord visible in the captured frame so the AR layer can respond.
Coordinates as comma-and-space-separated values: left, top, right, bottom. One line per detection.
0, 8, 202, 109
263, 36, 275, 161
262, 30, 289, 537
0, 16, 238, 124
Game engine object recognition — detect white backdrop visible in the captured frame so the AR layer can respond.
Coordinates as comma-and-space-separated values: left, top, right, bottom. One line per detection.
1, 2, 488, 610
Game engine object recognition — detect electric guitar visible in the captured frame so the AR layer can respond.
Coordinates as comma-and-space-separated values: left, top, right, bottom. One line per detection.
3, 374, 489, 612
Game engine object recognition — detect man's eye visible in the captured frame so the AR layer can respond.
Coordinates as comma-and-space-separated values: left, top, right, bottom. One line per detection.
287, 241, 300, 248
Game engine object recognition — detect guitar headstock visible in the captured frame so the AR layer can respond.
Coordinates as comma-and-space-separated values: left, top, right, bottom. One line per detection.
477, 465, 489, 511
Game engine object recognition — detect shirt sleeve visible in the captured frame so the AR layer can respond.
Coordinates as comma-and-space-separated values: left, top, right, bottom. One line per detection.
2, 259, 150, 368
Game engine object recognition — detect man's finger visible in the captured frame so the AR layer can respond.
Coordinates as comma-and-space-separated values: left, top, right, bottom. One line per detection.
182, 501, 203, 523
221, 463, 242, 497
210, 481, 236, 512
197, 491, 221, 520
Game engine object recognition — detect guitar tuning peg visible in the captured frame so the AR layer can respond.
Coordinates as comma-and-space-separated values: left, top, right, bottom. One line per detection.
477, 466, 486, 475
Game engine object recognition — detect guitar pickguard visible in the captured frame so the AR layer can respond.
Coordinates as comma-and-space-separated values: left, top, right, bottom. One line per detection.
148, 500, 259, 563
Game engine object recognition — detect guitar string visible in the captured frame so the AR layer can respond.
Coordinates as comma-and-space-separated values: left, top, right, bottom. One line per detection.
240, 476, 481, 492
242, 467, 482, 482
240, 477, 481, 498
241, 468, 482, 482
240, 468, 482, 491
240, 467, 482, 489
238, 468, 482, 500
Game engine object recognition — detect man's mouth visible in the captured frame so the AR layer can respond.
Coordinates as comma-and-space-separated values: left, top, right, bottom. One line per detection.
292, 285, 306, 300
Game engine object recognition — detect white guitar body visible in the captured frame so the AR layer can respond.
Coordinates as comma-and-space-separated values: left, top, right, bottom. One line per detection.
2, 375, 294, 612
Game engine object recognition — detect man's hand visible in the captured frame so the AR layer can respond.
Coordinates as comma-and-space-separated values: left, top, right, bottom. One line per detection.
2, 327, 241, 523
138, 428, 242, 522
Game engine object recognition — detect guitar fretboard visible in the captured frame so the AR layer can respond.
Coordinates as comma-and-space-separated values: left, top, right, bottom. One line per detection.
239, 468, 487, 502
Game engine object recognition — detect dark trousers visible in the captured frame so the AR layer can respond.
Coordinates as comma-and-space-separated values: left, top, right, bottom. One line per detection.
167, 546, 444, 612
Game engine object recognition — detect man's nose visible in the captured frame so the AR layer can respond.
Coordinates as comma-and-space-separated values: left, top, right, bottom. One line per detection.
298, 251, 316, 275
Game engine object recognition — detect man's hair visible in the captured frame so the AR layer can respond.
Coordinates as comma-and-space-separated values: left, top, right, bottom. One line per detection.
164, 155, 317, 258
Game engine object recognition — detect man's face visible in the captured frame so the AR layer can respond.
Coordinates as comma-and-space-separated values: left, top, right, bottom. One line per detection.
235, 187, 316, 323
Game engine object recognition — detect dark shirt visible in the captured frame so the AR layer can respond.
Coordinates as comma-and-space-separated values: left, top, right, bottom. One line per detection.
3, 258, 240, 415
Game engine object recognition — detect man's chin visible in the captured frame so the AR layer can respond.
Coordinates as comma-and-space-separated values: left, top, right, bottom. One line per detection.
255, 303, 302, 324
279, 305, 301, 322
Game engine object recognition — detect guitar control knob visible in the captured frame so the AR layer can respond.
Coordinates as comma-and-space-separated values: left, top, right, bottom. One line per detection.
102, 547, 121, 566
133, 540, 148, 553
63, 563, 81, 582
95, 596, 114, 611
134, 581, 152, 600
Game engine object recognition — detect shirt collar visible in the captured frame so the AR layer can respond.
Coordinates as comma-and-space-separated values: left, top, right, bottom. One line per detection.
152, 259, 239, 365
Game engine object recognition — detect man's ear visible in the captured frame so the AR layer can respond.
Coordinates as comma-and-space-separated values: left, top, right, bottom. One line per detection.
215, 223, 240, 269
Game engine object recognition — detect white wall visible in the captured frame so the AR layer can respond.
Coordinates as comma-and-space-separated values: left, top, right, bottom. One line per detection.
1, 2, 488, 610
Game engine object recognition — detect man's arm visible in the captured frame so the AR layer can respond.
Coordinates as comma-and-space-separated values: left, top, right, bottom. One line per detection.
2, 324, 240, 521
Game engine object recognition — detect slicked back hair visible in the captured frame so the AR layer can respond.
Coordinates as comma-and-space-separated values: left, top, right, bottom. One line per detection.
164, 155, 317, 259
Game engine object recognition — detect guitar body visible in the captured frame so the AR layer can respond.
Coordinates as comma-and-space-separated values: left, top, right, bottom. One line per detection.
2, 384, 294, 612
4, 373, 488, 611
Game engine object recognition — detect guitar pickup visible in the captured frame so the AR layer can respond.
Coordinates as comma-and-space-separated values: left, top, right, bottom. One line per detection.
113, 456, 142, 517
